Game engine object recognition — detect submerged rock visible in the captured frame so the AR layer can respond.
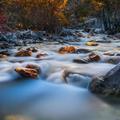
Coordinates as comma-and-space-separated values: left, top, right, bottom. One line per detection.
64, 73, 91, 88
36, 53, 48, 58
0, 54, 7, 59
89, 63, 120, 96
75, 48, 91, 54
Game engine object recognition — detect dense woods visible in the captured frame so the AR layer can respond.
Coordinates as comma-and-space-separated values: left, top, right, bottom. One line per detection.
0, 0, 120, 34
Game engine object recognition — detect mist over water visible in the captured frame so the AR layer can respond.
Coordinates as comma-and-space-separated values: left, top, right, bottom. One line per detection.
0, 41, 120, 120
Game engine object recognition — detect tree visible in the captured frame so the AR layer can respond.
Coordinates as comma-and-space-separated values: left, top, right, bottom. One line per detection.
3, 0, 68, 33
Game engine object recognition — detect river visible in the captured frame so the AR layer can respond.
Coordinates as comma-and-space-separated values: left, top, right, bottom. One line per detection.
0, 39, 120, 120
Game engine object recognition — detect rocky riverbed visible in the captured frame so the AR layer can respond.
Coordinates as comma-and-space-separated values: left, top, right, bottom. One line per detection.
0, 29, 120, 120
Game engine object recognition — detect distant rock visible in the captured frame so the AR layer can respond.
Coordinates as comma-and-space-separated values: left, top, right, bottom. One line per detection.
89, 63, 120, 96
75, 48, 91, 54
15, 50, 32, 57
85, 41, 99, 46
73, 53, 101, 64
36, 53, 48, 58
26, 47, 38, 53
58, 46, 76, 54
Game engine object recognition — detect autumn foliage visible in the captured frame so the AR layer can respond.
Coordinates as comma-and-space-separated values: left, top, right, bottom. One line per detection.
0, 0, 120, 34
2, 0, 68, 33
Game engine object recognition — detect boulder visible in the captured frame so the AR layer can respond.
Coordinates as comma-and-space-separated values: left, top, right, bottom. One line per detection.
26, 64, 41, 73
88, 52, 101, 62
89, 63, 120, 96
15, 67, 39, 78
58, 46, 76, 54
73, 53, 101, 64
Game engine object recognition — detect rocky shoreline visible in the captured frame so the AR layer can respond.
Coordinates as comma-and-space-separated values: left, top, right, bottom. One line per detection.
0, 28, 120, 48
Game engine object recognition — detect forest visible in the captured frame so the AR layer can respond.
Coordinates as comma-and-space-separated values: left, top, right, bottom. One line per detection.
0, 0, 120, 34
0, 0, 120, 120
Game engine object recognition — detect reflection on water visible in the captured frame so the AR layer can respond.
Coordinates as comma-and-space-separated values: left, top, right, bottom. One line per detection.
0, 43, 120, 120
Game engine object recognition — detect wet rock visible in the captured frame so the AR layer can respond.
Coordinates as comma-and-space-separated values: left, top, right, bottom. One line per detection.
26, 47, 38, 52
26, 64, 41, 73
60, 28, 74, 36
88, 53, 101, 62
104, 51, 120, 56
0, 54, 7, 59
85, 41, 98, 46
15, 50, 32, 57
104, 56, 120, 64
73, 59, 88, 64
89, 63, 120, 96
75, 48, 91, 54
114, 33, 120, 39
73, 53, 101, 64
0, 33, 8, 41
15, 67, 38, 78
58, 46, 76, 54
36, 53, 48, 58
0, 42, 9, 49
63, 70, 91, 88
104, 52, 114, 56
0, 50, 10, 56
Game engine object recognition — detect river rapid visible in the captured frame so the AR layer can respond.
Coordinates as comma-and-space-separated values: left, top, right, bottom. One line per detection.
0, 34, 120, 120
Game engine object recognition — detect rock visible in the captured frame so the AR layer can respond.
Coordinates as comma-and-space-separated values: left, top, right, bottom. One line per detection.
26, 47, 38, 52
104, 51, 120, 56
58, 46, 76, 54
104, 52, 114, 56
0, 42, 9, 49
75, 48, 91, 54
114, 33, 120, 39
0, 50, 10, 56
88, 53, 101, 62
0, 33, 8, 41
36, 53, 48, 58
15, 67, 38, 78
105, 57, 120, 64
73, 53, 101, 64
0, 54, 7, 59
73, 59, 88, 64
85, 41, 98, 46
65, 73, 91, 88
89, 63, 120, 96
26, 64, 41, 73
63, 70, 91, 88
15, 50, 32, 57
60, 28, 74, 36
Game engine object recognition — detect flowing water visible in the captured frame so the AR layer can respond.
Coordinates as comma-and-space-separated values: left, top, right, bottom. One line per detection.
0, 39, 120, 120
